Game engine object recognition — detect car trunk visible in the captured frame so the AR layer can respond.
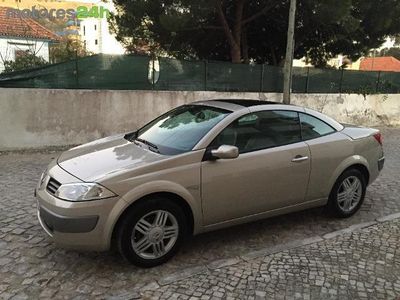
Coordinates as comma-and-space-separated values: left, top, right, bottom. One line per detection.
340, 124, 379, 140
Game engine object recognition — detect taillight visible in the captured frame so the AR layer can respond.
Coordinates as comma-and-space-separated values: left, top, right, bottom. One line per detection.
373, 132, 383, 146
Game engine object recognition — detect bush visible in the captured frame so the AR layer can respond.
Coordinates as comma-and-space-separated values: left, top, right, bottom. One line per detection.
3, 53, 47, 73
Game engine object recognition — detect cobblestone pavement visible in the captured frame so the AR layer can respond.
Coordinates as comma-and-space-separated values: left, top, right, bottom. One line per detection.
140, 217, 400, 300
0, 127, 399, 299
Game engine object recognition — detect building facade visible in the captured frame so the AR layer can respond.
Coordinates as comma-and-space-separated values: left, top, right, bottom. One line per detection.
0, 7, 60, 73
79, 17, 125, 55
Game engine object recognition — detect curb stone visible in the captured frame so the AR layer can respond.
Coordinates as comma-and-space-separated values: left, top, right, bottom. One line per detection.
108, 291, 142, 300
322, 221, 377, 239
141, 281, 160, 291
158, 265, 208, 286
207, 257, 242, 270
376, 212, 400, 223
241, 236, 324, 261
0, 145, 77, 155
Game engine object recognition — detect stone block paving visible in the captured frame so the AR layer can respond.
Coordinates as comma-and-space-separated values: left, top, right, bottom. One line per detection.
0, 127, 399, 299
141, 218, 400, 300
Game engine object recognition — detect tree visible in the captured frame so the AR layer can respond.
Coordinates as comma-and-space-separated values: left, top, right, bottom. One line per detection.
50, 38, 90, 63
111, 0, 400, 65
378, 47, 400, 61
3, 52, 47, 73
110, 0, 283, 63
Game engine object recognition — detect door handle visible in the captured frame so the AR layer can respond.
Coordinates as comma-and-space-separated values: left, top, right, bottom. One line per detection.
291, 155, 309, 162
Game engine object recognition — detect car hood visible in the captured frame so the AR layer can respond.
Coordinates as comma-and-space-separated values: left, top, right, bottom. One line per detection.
57, 134, 165, 182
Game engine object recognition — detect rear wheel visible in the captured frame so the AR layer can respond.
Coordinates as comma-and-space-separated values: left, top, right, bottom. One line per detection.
117, 197, 188, 268
327, 169, 366, 218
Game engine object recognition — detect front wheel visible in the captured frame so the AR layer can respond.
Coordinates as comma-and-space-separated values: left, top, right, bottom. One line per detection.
117, 198, 188, 268
327, 169, 366, 218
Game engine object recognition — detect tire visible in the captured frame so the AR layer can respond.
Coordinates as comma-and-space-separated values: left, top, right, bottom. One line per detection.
327, 168, 366, 218
117, 197, 188, 268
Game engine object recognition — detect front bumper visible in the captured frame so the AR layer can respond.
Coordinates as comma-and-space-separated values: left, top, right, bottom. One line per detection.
38, 204, 99, 233
378, 156, 385, 171
35, 163, 126, 251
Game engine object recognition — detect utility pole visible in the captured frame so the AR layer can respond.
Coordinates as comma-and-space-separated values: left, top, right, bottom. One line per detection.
283, 0, 297, 104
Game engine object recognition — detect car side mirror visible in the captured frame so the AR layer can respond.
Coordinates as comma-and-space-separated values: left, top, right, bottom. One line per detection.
211, 145, 239, 160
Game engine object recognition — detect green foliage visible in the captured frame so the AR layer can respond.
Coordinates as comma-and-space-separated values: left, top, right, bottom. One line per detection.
111, 0, 400, 65
3, 53, 47, 73
50, 38, 90, 63
379, 47, 400, 60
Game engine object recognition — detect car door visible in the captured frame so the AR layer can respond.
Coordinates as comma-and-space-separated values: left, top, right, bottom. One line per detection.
298, 112, 347, 201
201, 110, 311, 225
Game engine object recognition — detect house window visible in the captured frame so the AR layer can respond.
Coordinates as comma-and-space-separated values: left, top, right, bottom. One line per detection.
94, 25, 97, 30
95, 39, 98, 45
83, 26, 85, 36
15, 50, 29, 58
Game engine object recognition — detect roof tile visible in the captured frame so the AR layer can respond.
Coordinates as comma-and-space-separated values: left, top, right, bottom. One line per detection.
0, 7, 60, 41
360, 56, 400, 72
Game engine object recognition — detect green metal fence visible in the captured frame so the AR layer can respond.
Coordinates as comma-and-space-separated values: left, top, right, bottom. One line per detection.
1, 54, 400, 93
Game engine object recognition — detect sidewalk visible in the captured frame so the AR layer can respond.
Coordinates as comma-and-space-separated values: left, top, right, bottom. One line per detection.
135, 216, 400, 300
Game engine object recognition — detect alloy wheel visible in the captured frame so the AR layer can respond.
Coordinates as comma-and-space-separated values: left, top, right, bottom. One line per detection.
131, 210, 179, 259
337, 176, 363, 213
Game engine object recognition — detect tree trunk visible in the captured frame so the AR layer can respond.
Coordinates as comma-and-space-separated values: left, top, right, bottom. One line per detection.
270, 46, 278, 66
231, 44, 242, 63
242, 28, 249, 64
217, 0, 278, 64
216, 0, 245, 63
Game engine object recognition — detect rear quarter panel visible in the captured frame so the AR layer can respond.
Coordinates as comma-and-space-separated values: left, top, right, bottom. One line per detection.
305, 132, 369, 202
351, 134, 383, 184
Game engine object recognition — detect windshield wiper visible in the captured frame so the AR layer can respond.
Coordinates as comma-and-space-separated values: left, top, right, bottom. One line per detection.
135, 138, 160, 153
124, 132, 160, 153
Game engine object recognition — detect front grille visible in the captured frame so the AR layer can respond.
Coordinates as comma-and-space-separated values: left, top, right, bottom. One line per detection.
46, 177, 61, 195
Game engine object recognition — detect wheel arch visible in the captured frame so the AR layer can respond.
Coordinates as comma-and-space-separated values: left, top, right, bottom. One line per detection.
326, 161, 369, 218
110, 191, 196, 249
328, 156, 370, 195
344, 164, 370, 185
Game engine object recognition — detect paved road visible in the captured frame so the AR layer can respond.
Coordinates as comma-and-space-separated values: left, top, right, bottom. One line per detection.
140, 217, 400, 300
0, 127, 399, 299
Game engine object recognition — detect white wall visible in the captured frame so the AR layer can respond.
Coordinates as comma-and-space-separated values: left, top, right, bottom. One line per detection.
79, 18, 125, 55
78, 0, 126, 55
0, 88, 399, 151
0, 37, 49, 72
80, 18, 100, 54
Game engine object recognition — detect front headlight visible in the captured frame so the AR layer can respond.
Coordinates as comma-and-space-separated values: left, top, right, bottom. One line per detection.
55, 183, 117, 201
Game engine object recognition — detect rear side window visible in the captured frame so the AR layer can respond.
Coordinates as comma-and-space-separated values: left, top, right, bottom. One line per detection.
210, 110, 301, 153
299, 113, 335, 140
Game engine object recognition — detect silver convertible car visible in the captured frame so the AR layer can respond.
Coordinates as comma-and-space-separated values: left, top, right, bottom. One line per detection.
35, 99, 384, 267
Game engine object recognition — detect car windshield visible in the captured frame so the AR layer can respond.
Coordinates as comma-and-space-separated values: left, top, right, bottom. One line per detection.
133, 105, 231, 155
